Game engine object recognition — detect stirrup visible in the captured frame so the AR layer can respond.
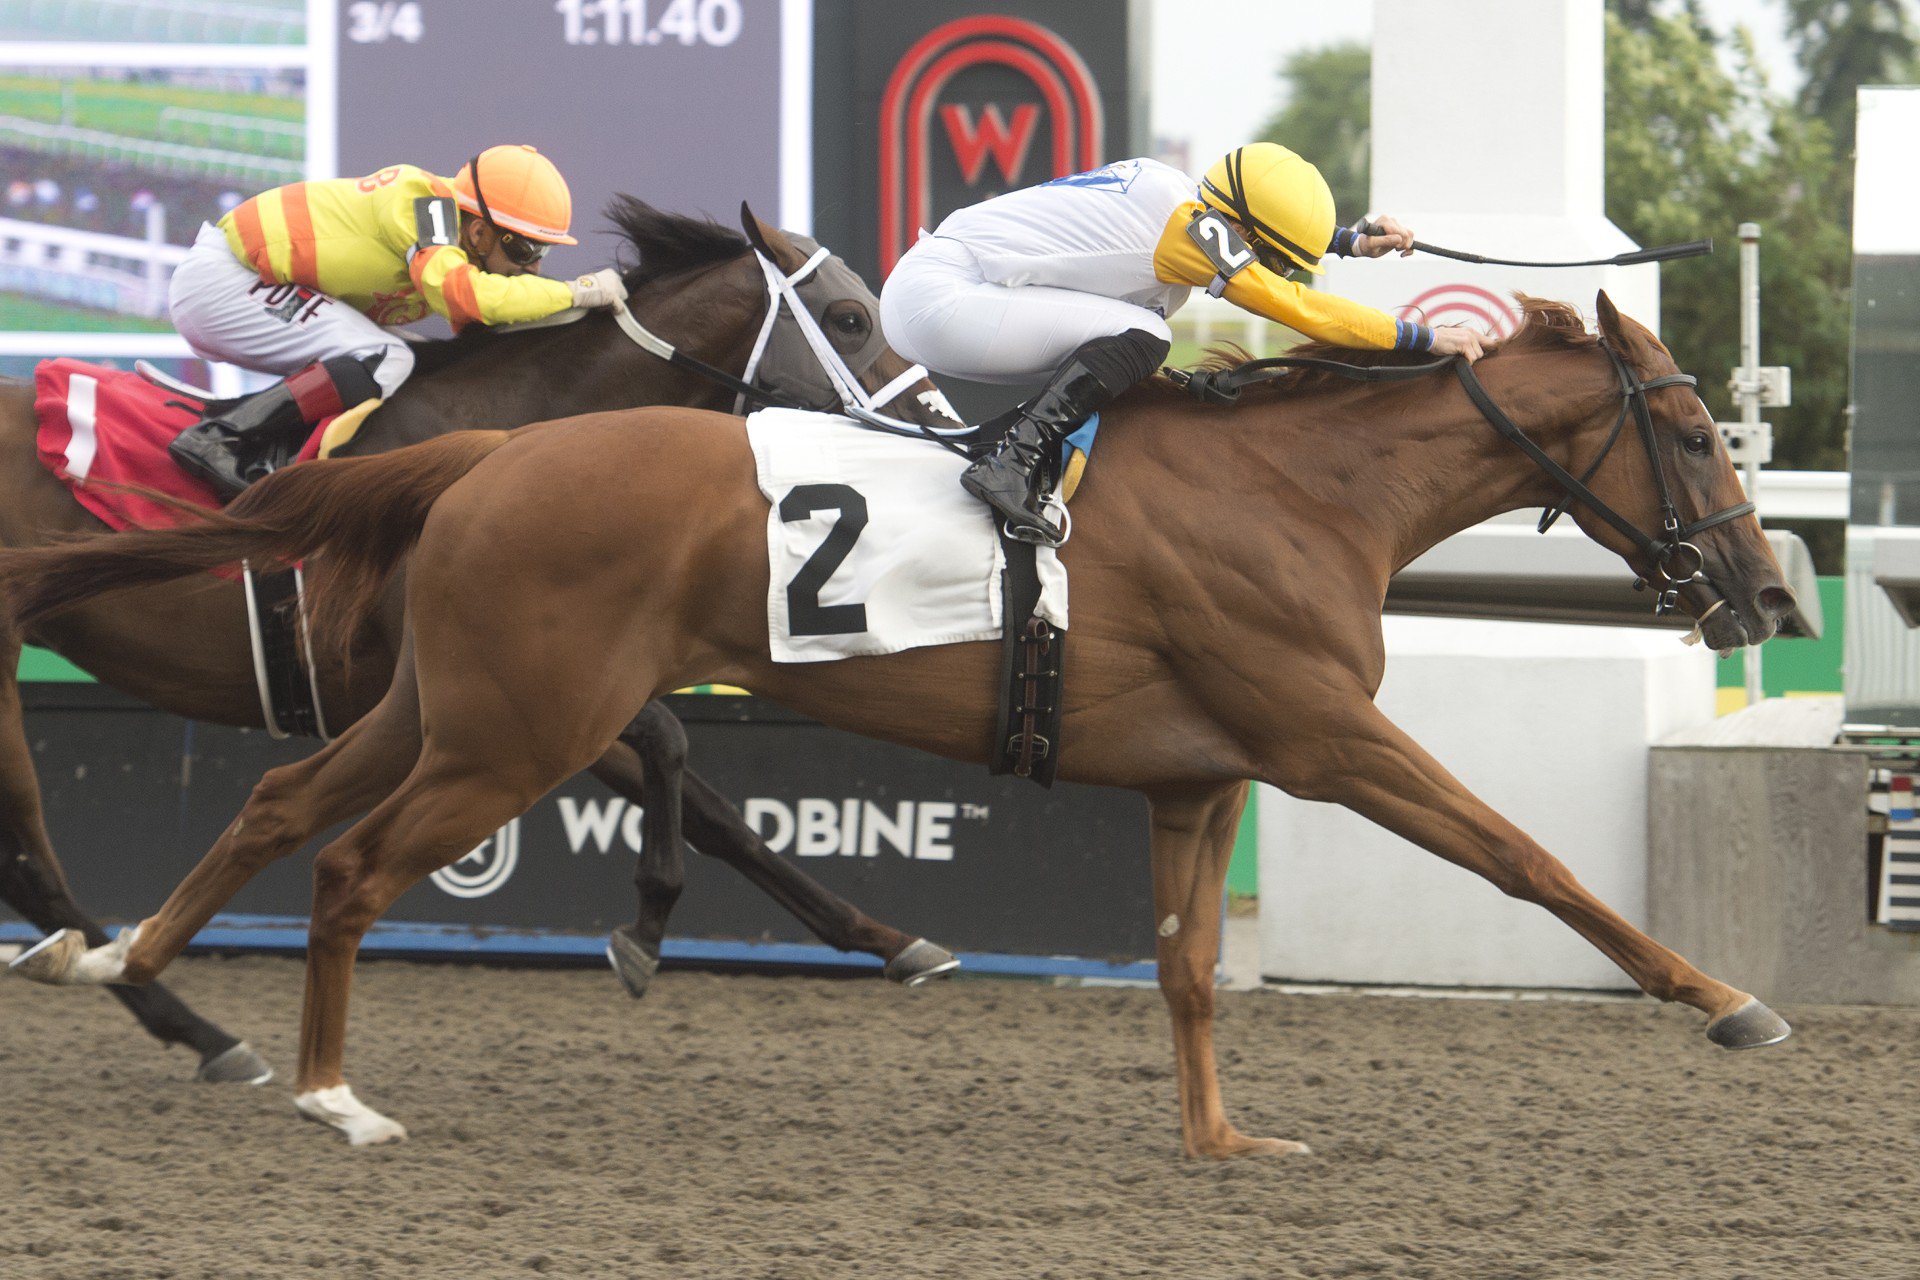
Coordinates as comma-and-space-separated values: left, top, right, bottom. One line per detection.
1004, 493, 1070, 548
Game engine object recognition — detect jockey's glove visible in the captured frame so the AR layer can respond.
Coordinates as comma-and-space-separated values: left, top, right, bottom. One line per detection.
569, 268, 629, 310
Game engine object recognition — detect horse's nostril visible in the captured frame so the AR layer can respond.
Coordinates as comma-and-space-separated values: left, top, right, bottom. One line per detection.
1757, 585, 1796, 620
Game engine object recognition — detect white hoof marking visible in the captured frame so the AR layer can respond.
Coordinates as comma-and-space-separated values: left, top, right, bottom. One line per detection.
9, 924, 138, 986
295, 1084, 409, 1146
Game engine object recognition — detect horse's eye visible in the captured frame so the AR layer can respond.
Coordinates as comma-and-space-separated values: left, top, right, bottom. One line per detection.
1683, 433, 1713, 456
834, 311, 864, 334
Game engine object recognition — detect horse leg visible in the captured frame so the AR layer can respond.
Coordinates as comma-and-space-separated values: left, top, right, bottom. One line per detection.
1149, 781, 1311, 1159
11, 675, 425, 990
590, 705, 687, 998
1268, 699, 1788, 1047
0, 647, 268, 1081
591, 701, 956, 997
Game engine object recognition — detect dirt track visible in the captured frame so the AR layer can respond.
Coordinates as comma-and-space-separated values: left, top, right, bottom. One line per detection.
2, 954, 1916, 1279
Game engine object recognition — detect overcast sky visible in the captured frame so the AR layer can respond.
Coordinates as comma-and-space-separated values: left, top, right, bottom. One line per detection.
1150, 0, 1806, 178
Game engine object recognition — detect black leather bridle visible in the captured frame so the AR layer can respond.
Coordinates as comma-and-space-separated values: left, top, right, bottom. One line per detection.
1167, 339, 1756, 618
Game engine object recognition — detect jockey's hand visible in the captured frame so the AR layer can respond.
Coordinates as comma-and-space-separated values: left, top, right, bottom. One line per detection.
569, 268, 628, 310
1356, 216, 1416, 257
1429, 325, 1488, 363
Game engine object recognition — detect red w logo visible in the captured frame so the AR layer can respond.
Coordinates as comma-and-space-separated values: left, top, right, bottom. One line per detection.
939, 103, 1040, 186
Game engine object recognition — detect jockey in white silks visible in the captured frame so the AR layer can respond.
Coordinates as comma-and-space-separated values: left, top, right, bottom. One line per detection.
879, 143, 1487, 544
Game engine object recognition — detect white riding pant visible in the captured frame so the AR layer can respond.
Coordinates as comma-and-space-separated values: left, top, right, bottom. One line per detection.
879, 235, 1173, 386
168, 222, 415, 398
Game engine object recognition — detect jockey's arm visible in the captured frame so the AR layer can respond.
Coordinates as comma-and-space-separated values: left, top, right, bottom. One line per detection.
1152, 206, 1434, 352
405, 242, 575, 332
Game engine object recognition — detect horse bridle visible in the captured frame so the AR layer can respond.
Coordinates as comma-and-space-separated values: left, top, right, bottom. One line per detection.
1452, 338, 1753, 614
1168, 338, 1755, 618
596, 245, 931, 420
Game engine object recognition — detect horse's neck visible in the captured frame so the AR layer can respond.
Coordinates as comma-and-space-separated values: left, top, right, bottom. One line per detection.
1114, 354, 1617, 581
358, 259, 762, 451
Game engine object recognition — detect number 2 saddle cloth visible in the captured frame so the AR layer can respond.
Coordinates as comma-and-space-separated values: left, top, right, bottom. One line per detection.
746, 407, 1071, 664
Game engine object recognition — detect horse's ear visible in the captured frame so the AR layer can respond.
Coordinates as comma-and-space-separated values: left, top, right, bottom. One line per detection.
739, 201, 795, 268
1594, 289, 1623, 343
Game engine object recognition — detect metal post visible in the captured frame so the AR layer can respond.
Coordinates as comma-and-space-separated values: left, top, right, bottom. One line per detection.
1738, 222, 1764, 708
144, 201, 168, 318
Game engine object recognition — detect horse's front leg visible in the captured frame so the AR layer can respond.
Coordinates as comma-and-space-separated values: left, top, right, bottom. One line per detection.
590, 702, 689, 998
1149, 781, 1311, 1160
1265, 698, 1789, 1047
587, 701, 958, 997
0, 642, 269, 1082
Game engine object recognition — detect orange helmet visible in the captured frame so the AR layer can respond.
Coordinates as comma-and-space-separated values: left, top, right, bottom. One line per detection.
451, 144, 576, 245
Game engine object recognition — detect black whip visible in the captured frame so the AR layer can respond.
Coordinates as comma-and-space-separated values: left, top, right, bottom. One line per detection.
1358, 220, 1711, 269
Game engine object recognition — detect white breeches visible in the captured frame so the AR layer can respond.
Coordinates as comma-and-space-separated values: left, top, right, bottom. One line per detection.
167, 222, 415, 397
879, 235, 1173, 386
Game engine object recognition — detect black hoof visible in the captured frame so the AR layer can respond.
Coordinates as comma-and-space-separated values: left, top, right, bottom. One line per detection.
196, 1040, 273, 1085
884, 938, 961, 986
1706, 998, 1792, 1050
606, 925, 660, 1000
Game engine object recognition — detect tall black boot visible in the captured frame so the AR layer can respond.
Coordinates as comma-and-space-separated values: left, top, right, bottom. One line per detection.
961, 328, 1170, 544
168, 355, 380, 500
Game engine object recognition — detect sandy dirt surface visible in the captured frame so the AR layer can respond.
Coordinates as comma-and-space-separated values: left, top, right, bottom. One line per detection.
2, 955, 1916, 1279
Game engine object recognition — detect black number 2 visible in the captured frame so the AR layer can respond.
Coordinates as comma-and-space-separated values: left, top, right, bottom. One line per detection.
780, 483, 869, 636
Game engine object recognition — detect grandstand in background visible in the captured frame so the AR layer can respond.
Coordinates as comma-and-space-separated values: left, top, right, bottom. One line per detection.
0, 0, 303, 44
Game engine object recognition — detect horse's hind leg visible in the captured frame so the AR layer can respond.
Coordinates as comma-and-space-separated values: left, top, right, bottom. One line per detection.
590, 701, 957, 998
12, 667, 426, 991
0, 641, 269, 1081
1268, 699, 1789, 1047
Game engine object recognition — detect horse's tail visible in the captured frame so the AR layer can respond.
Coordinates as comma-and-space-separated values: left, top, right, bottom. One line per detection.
0, 430, 511, 654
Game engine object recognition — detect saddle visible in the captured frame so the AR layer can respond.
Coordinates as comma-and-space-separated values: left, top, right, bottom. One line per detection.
32, 358, 358, 739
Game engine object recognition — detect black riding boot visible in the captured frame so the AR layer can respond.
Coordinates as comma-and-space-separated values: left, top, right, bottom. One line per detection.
168, 355, 381, 500
961, 328, 1170, 544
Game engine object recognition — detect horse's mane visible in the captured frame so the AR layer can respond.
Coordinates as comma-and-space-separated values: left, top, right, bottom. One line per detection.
406, 196, 749, 378
1142, 294, 1598, 402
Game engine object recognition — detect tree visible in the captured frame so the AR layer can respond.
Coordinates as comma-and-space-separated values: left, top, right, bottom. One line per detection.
1605, 10, 1852, 477
1256, 43, 1370, 221
1784, 0, 1920, 148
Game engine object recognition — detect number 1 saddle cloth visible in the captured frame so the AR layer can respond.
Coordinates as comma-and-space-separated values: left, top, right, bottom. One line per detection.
746, 407, 1069, 664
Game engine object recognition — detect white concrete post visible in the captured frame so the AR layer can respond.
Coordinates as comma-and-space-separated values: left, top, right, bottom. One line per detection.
1320, 0, 1659, 337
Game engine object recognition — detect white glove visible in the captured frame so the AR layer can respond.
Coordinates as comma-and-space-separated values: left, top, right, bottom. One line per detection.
568, 268, 628, 310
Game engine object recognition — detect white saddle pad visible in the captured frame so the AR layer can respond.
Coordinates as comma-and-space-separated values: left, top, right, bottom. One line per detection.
747, 408, 1067, 663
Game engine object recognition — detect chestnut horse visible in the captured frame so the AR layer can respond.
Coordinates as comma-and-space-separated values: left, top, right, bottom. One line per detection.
6, 294, 1797, 1153
0, 200, 953, 1085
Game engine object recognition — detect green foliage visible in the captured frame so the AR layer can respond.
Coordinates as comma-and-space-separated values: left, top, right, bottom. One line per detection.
1254, 42, 1371, 221
1783, 0, 1920, 146
1604, 10, 1851, 474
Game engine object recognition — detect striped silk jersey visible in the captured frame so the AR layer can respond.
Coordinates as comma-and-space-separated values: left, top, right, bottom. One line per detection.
218, 165, 574, 331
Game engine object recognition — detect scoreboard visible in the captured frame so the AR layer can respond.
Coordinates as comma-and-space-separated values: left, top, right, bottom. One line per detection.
331, 0, 799, 285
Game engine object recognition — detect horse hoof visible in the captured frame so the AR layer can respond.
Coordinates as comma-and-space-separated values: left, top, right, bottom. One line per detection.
1707, 997, 1792, 1050
605, 925, 661, 1000
885, 938, 961, 986
295, 1084, 408, 1146
196, 1041, 273, 1086
9, 928, 86, 984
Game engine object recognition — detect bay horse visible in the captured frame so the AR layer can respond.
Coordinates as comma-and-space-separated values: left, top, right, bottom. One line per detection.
0, 199, 954, 1085
4, 293, 1798, 1153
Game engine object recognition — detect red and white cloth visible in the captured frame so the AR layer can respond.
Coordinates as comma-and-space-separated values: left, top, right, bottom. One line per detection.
32, 357, 327, 531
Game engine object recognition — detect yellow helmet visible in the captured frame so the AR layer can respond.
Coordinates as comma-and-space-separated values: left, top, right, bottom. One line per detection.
1199, 143, 1335, 276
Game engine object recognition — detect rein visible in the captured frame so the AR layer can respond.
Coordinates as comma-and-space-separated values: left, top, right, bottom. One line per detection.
1166, 340, 1754, 617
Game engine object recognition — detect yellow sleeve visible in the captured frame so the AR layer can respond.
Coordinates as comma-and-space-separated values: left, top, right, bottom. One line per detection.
1152, 202, 1405, 350
409, 246, 574, 331
382, 169, 574, 331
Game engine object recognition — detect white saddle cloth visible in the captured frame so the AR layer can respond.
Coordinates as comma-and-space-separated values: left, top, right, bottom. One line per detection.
747, 408, 1068, 663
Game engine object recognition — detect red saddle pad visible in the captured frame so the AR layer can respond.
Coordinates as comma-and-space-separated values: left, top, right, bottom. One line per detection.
33, 358, 326, 532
